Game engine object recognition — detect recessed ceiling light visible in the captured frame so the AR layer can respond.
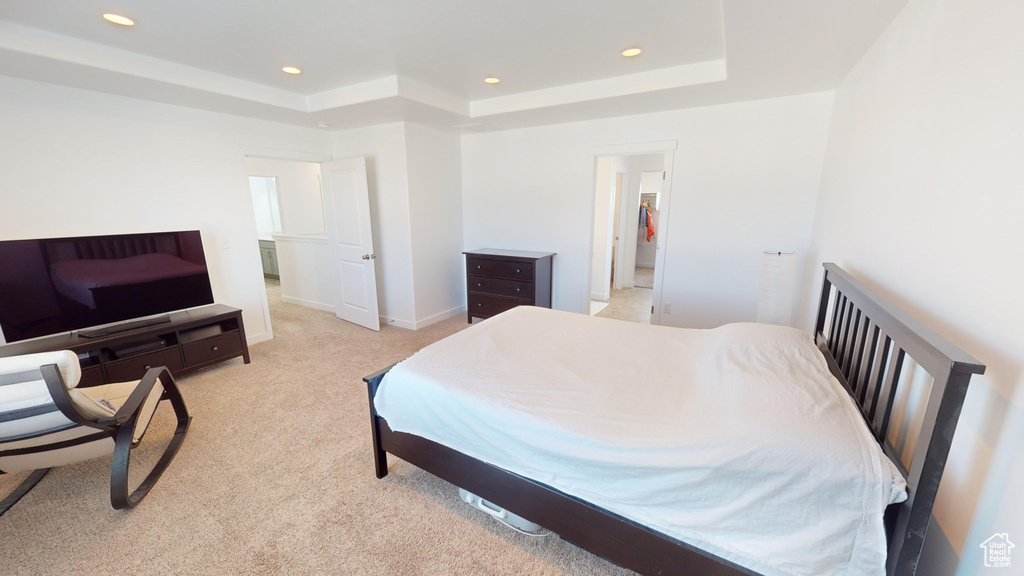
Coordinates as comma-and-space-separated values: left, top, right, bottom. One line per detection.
621, 48, 642, 58
316, 121, 331, 128
282, 66, 302, 75
102, 13, 135, 26
483, 77, 501, 84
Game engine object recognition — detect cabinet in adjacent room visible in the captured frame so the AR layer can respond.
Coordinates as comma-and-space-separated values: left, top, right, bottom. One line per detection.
259, 239, 279, 278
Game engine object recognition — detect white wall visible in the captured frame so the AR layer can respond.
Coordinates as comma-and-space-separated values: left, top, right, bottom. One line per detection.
0, 75, 331, 344
245, 157, 325, 235
462, 92, 833, 328
590, 157, 614, 301
273, 235, 333, 312
248, 176, 281, 237
331, 123, 416, 326
804, 0, 1024, 573
404, 123, 465, 328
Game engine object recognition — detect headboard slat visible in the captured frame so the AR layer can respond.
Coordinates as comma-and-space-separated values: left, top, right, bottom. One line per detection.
828, 291, 842, 351
856, 324, 881, 405
843, 309, 865, 379
875, 347, 906, 443
867, 335, 892, 421
848, 315, 870, 392
835, 295, 851, 358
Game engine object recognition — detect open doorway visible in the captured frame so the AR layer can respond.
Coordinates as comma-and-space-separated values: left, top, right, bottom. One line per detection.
244, 156, 328, 333
589, 153, 669, 325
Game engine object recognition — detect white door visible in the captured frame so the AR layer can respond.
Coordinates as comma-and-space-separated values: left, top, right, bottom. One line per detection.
321, 157, 380, 331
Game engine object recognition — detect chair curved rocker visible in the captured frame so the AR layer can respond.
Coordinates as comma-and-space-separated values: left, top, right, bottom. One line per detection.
0, 350, 191, 514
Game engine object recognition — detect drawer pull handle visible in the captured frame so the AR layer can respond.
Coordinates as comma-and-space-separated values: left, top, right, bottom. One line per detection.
476, 265, 481, 269
516, 288, 521, 292
212, 346, 219, 351
516, 268, 521, 273
477, 303, 482, 307
477, 283, 482, 287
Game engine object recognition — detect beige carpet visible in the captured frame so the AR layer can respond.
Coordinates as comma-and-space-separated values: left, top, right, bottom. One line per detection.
1, 282, 633, 576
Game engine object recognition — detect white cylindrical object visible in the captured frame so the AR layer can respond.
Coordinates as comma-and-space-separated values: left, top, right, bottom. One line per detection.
758, 251, 797, 326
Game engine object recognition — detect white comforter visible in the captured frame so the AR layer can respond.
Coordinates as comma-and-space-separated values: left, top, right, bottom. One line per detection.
374, 306, 906, 576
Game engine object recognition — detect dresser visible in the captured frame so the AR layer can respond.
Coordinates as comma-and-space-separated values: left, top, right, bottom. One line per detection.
464, 249, 555, 323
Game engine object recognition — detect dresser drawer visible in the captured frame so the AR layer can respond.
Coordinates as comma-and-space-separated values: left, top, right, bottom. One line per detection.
466, 257, 534, 280
468, 294, 528, 318
467, 275, 533, 301
106, 348, 184, 382
182, 331, 243, 367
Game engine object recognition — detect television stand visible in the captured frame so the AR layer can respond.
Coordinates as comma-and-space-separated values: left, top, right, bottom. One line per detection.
78, 314, 172, 338
0, 304, 250, 387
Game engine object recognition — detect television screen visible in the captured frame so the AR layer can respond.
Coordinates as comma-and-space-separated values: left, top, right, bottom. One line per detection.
0, 231, 214, 343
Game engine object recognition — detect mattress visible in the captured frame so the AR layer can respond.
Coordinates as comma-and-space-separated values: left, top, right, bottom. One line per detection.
50, 253, 208, 308
374, 306, 907, 576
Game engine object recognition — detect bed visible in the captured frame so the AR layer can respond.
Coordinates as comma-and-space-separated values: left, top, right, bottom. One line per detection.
49, 253, 209, 310
41, 232, 213, 321
363, 263, 984, 576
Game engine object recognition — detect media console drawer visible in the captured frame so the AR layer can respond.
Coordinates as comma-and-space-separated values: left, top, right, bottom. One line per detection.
0, 304, 251, 386
182, 331, 243, 367
79, 366, 106, 388
106, 347, 185, 382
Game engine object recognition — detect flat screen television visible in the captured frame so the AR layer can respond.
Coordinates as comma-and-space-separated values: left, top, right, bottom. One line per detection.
0, 231, 214, 344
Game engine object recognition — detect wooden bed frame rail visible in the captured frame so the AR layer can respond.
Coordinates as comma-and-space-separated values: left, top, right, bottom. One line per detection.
364, 263, 985, 576
814, 263, 984, 576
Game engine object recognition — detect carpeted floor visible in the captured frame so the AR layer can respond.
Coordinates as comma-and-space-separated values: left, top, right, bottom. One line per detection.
0, 282, 634, 576
633, 267, 654, 289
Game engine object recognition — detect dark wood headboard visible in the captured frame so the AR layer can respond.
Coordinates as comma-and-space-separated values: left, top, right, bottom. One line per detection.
814, 263, 984, 575
40, 232, 184, 266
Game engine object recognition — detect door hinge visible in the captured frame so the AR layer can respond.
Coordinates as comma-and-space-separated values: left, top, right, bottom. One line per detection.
651, 306, 654, 314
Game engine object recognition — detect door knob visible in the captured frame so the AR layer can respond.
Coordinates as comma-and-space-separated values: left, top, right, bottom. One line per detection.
362, 254, 376, 260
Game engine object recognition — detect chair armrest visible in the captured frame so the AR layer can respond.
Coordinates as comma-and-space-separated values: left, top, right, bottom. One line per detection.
40, 363, 111, 431
113, 366, 168, 424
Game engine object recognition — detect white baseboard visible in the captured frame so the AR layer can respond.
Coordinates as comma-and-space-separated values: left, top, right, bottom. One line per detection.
380, 316, 416, 330
412, 306, 465, 329
590, 291, 610, 301
247, 331, 272, 345
281, 295, 335, 313
380, 305, 466, 331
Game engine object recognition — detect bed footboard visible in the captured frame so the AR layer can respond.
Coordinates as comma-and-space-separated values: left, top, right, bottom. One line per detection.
363, 365, 755, 576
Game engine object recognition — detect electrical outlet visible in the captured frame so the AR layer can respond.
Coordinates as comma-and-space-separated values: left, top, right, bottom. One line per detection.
662, 303, 671, 314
